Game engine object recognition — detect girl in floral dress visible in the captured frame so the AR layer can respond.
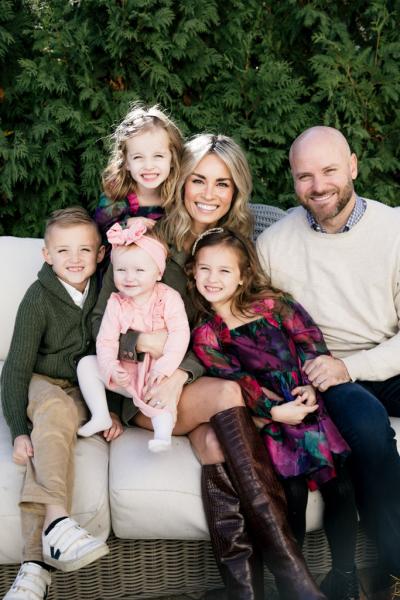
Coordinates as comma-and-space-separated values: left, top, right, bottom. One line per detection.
187, 227, 360, 600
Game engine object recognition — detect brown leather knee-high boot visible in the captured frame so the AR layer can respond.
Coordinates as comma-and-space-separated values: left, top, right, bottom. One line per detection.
211, 406, 326, 600
202, 463, 265, 600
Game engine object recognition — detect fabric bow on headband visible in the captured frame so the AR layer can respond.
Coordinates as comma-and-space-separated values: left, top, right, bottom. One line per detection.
106, 222, 167, 275
106, 221, 147, 246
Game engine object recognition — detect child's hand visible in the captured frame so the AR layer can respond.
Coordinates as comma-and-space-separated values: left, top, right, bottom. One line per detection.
126, 216, 156, 230
13, 434, 34, 465
145, 371, 166, 396
292, 385, 317, 406
270, 398, 318, 425
261, 386, 283, 402
103, 412, 124, 443
111, 365, 130, 387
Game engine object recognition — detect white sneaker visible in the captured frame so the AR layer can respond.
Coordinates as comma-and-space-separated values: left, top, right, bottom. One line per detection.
3, 562, 51, 600
42, 517, 109, 572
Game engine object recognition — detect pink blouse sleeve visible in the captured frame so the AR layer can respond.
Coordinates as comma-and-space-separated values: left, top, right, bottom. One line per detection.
151, 288, 191, 377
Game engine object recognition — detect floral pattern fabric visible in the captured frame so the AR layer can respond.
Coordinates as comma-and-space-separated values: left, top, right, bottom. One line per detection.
191, 296, 350, 489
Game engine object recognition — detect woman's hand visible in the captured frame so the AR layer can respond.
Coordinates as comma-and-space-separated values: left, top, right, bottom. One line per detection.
111, 365, 130, 387
144, 369, 189, 418
103, 412, 124, 442
292, 384, 317, 406
137, 330, 168, 359
13, 434, 33, 465
270, 398, 318, 425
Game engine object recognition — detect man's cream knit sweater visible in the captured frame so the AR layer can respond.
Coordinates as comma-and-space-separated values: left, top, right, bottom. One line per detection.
256, 199, 400, 382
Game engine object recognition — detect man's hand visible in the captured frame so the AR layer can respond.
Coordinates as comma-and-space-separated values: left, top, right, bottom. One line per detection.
137, 330, 168, 359
103, 412, 124, 443
13, 434, 33, 465
111, 365, 130, 387
271, 398, 318, 425
304, 356, 350, 392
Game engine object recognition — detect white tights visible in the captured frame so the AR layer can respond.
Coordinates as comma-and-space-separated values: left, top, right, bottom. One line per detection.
77, 355, 174, 452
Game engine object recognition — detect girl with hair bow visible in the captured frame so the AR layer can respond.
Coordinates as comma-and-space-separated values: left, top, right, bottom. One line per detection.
77, 221, 190, 452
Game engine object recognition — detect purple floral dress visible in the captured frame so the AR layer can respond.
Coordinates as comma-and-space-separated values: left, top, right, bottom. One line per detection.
191, 296, 350, 490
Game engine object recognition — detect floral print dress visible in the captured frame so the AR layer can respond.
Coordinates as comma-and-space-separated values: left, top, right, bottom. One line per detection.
191, 295, 350, 490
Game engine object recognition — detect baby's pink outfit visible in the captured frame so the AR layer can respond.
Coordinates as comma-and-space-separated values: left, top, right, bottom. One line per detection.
96, 282, 190, 418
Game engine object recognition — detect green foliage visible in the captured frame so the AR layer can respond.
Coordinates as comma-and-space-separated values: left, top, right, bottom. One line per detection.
1, 0, 399, 236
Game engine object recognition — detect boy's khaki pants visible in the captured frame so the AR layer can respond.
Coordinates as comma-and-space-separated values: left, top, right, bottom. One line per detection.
20, 374, 87, 562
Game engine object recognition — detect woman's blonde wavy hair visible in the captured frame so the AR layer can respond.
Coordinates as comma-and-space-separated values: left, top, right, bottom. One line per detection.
102, 103, 183, 209
159, 134, 253, 251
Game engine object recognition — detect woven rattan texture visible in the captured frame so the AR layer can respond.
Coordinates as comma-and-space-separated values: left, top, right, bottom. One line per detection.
0, 529, 377, 599
250, 203, 287, 240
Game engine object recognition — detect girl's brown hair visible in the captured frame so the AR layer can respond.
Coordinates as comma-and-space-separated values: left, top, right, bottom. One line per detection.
186, 228, 284, 324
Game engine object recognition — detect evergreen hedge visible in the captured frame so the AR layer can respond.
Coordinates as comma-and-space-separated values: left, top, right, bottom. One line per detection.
1, 0, 399, 236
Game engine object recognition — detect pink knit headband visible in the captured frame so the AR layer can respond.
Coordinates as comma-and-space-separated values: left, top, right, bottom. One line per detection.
106, 222, 167, 275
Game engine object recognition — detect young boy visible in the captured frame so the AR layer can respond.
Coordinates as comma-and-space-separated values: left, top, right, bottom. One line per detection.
1, 207, 108, 600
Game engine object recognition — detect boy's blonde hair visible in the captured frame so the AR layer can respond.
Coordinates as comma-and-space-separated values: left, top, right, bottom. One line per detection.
160, 134, 253, 251
44, 206, 101, 245
102, 104, 183, 208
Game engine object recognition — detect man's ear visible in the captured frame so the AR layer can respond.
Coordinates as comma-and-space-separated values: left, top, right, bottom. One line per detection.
350, 153, 358, 180
97, 245, 106, 264
42, 246, 53, 265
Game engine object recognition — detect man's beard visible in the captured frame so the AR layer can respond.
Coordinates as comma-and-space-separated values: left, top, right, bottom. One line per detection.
305, 179, 354, 223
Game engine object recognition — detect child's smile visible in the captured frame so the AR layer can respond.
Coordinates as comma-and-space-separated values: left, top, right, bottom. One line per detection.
194, 245, 243, 312
42, 224, 104, 292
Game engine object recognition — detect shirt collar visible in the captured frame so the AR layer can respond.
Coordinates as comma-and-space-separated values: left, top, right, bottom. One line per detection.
306, 195, 366, 233
58, 278, 90, 308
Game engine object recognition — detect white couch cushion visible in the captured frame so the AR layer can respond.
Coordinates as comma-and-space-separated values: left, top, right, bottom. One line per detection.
109, 427, 209, 539
0, 237, 44, 361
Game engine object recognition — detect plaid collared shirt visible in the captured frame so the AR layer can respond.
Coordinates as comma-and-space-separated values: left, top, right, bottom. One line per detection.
307, 195, 366, 233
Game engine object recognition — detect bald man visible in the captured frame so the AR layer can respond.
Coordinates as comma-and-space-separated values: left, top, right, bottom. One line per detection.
257, 126, 400, 596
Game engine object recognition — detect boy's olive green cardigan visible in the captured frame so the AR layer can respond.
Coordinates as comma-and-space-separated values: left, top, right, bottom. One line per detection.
1, 263, 98, 441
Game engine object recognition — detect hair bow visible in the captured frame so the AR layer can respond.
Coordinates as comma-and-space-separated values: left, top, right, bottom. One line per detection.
106, 222, 147, 247
106, 221, 167, 275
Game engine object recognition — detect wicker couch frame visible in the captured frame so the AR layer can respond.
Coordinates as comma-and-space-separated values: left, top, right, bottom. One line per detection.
0, 530, 377, 599
0, 203, 379, 599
